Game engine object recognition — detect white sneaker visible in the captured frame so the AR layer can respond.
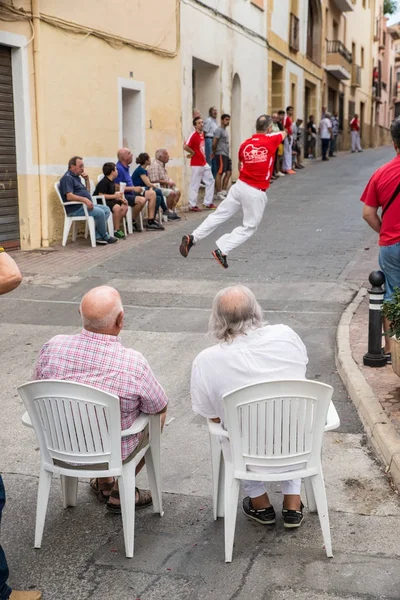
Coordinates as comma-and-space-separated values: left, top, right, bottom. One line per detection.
219, 190, 228, 197
276, 172, 285, 177
216, 192, 226, 201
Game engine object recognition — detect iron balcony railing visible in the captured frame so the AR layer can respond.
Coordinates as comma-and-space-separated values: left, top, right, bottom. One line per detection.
326, 40, 352, 64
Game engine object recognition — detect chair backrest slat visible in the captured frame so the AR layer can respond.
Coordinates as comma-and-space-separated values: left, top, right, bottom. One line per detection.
223, 380, 333, 474
79, 402, 96, 453
63, 399, 80, 453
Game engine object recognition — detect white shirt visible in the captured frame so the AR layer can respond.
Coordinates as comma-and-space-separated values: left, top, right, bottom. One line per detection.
191, 324, 308, 424
203, 116, 218, 138
319, 118, 332, 140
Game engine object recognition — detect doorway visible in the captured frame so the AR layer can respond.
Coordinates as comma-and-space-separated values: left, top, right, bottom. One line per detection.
121, 86, 144, 161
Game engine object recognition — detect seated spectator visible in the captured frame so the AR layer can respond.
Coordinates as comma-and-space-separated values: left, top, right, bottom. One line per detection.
93, 162, 129, 238
148, 149, 181, 220
33, 285, 168, 513
59, 156, 117, 245
115, 148, 164, 231
132, 153, 177, 221
191, 285, 308, 528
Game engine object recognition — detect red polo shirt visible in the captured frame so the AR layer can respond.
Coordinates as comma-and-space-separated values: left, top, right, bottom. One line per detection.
185, 131, 206, 167
239, 132, 284, 190
360, 153, 400, 246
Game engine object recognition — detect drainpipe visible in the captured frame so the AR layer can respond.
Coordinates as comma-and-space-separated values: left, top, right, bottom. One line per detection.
32, 0, 49, 247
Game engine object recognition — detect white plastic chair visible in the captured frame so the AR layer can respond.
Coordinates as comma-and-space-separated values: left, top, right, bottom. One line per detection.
207, 379, 334, 562
55, 182, 96, 247
18, 380, 163, 558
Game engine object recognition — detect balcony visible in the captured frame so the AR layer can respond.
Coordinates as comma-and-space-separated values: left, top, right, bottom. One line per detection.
331, 0, 354, 11
351, 64, 361, 87
289, 13, 299, 52
325, 40, 352, 81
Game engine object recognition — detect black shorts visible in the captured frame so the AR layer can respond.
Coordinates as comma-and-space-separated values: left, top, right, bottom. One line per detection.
215, 155, 232, 174
105, 199, 123, 210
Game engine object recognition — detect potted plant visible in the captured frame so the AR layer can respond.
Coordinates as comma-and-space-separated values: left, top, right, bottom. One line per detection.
382, 287, 400, 376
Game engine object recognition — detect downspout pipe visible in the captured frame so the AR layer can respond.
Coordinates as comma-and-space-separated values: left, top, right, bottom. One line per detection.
32, 0, 49, 247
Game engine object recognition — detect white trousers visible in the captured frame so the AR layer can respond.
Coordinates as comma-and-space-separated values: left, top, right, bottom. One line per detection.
189, 165, 215, 207
351, 130, 362, 151
282, 136, 293, 171
192, 179, 267, 255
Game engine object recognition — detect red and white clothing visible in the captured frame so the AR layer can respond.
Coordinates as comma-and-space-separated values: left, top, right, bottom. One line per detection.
283, 115, 293, 136
191, 132, 284, 254
350, 118, 360, 131
33, 329, 168, 460
186, 131, 206, 167
186, 130, 215, 206
350, 118, 362, 152
361, 154, 400, 246
282, 115, 293, 172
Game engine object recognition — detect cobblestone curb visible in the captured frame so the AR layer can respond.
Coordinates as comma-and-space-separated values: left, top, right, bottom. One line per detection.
336, 287, 400, 490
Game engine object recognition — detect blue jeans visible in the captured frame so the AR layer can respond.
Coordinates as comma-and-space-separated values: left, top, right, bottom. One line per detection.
0, 476, 12, 600
205, 138, 217, 177
321, 138, 330, 160
68, 204, 110, 240
379, 242, 400, 300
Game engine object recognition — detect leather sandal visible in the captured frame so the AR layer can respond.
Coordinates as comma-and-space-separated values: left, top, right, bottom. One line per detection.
90, 478, 115, 501
106, 487, 152, 513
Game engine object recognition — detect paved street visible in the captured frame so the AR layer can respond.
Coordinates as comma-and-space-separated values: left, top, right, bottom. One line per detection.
2, 147, 400, 599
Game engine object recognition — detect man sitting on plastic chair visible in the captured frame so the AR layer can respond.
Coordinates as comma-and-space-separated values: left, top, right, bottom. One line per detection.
190, 285, 308, 528
32, 285, 168, 513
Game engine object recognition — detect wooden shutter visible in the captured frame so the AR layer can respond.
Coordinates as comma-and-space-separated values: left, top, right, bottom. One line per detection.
0, 45, 19, 248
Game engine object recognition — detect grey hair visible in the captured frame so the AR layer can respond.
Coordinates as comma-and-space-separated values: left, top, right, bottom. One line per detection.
209, 285, 264, 343
80, 299, 123, 331
155, 148, 167, 160
255, 114, 272, 132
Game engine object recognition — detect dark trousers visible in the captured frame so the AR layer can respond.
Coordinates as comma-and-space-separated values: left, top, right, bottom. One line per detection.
0, 477, 11, 600
321, 138, 330, 160
329, 135, 337, 156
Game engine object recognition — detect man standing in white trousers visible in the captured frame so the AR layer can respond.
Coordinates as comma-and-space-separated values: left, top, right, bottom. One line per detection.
350, 114, 363, 153
191, 285, 308, 528
282, 106, 296, 175
179, 114, 286, 269
183, 116, 216, 212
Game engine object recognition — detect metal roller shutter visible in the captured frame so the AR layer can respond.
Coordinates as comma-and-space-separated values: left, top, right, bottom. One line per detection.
0, 45, 19, 248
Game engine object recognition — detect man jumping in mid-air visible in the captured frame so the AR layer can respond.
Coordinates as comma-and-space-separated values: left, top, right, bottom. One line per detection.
179, 114, 286, 269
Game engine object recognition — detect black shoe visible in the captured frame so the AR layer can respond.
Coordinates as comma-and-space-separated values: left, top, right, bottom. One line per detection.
106, 236, 118, 244
146, 220, 165, 231
212, 248, 228, 269
242, 497, 276, 525
282, 502, 304, 529
167, 213, 180, 221
179, 234, 194, 257
132, 220, 142, 232
96, 239, 108, 245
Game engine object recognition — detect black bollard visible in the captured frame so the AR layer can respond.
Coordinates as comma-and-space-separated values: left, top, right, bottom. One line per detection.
363, 270, 387, 367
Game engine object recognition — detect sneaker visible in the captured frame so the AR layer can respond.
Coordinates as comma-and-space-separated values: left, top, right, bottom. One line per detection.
146, 220, 165, 231
179, 234, 194, 257
242, 497, 276, 525
132, 220, 142, 232
219, 190, 228, 197
167, 212, 180, 221
114, 229, 125, 239
282, 502, 304, 529
189, 206, 202, 212
106, 236, 118, 244
212, 248, 228, 269
203, 203, 217, 210
284, 169, 296, 174
96, 239, 108, 245
216, 192, 226, 201
276, 172, 285, 177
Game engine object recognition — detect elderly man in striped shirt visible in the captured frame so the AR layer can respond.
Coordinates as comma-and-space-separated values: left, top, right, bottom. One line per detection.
33, 285, 168, 512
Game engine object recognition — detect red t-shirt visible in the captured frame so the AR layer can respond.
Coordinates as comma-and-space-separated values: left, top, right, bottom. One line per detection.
284, 115, 293, 135
238, 132, 284, 190
360, 154, 400, 246
186, 131, 206, 167
350, 118, 359, 132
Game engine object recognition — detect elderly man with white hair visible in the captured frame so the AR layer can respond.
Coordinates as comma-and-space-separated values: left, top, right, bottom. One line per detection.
191, 285, 308, 528
33, 285, 168, 512
147, 149, 181, 220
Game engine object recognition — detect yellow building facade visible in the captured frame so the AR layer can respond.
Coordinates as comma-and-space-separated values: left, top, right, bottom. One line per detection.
0, 0, 181, 250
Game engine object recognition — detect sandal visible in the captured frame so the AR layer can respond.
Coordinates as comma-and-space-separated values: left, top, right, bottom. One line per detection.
106, 487, 153, 514
90, 478, 115, 502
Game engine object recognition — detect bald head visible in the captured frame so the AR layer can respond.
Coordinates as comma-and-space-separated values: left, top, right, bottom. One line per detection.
117, 148, 133, 165
209, 285, 263, 343
80, 286, 124, 334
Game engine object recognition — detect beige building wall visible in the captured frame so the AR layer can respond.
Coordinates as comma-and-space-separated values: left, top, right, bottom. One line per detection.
0, 0, 181, 249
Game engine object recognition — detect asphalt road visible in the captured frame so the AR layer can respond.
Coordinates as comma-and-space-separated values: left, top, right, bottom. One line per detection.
1, 146, 400, 599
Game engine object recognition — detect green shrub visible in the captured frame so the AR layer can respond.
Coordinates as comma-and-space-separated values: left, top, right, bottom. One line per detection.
382, 287, 400, 339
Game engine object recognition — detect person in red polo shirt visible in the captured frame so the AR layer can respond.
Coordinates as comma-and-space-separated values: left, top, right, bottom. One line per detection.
183, 117, 216, 212
179, 114, 286, 269
361, 117, 400, 360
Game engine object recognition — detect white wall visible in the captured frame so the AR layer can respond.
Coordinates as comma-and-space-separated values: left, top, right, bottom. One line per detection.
271, 0, 290, 42
181, 0, 268, 187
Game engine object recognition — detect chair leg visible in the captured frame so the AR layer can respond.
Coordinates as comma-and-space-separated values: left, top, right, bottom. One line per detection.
119, 466, 136, 558
84, 221, 88, 239
224, 471, 240, 563
34, 468, 53, 548
304, 477, 317, 513
146, 415, 163, 516
311, 472, 333, 558
71, 221, 77, 242
210, 434, 222, 520
88, 217, 96, 248
127, 206, 133, 235
108, 213, 114, 236
217, 454, 225, 518
62, 217, 72, 246
123, 216, 127, 236
61, 476, 78, 508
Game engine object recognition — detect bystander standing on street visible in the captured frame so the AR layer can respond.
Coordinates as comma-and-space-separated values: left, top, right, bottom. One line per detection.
307, 115, 317, 159
0, 250, 41, 600
350, 114, 363, 153
361, 117, 400, 361
213, 114, 232, 200
329, 111, 339, 157
319, 112, 333, 162
282, 106, 296, 175
203, 107, 218, 176
292, 118, 305, 169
